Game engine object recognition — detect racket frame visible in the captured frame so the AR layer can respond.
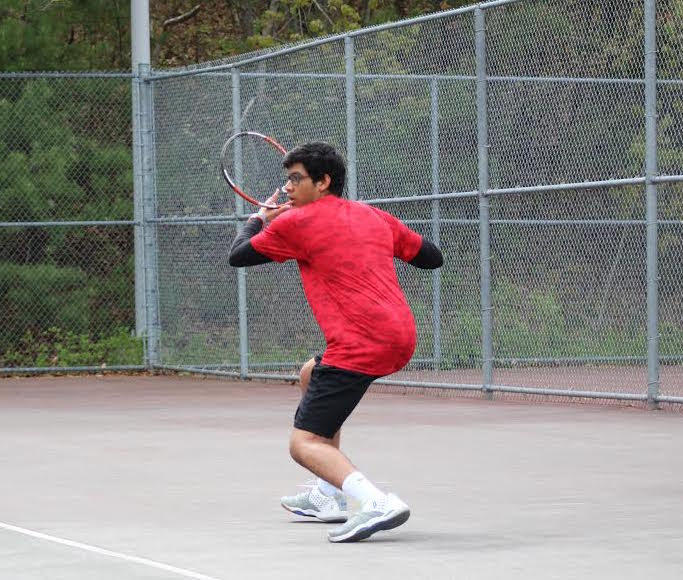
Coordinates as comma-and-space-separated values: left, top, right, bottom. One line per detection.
220, 131, 288, 209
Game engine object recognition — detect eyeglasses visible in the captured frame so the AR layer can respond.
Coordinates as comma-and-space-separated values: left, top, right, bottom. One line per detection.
285, 172, 312, 186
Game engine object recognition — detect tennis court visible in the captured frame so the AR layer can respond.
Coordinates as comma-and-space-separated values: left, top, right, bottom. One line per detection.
1, 374, 681, 579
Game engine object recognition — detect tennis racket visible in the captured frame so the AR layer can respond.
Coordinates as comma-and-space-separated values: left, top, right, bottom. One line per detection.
220, 131, 289, 209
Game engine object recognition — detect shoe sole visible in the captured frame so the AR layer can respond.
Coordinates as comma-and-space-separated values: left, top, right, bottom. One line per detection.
281, 503, 348, 523
328, 507, 411, 543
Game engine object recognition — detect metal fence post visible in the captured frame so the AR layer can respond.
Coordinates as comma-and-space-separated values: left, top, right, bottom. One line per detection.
644, 0, 660, 407
475, 7, 493, 398
430, 78, 442, 370
345, 35, 358, 201
132, 69, 146, 349
131, 0, 150, 340
139, 63, 160, 367
232, 68, 249, 379
132, 82, 147, 342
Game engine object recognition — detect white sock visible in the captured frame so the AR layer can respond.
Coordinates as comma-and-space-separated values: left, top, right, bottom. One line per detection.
317, 478, 341, 497
341, 471, 386, 504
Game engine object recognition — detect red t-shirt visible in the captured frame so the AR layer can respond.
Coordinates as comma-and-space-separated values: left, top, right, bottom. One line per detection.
250, 195, 423, 376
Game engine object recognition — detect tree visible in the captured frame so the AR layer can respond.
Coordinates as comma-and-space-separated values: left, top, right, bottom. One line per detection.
0, 0, 131, 71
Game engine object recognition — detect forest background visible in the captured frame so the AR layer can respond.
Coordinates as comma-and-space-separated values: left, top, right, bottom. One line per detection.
1, 1, 466, 71
1, 1, 681, 369
0, 1, 466, 367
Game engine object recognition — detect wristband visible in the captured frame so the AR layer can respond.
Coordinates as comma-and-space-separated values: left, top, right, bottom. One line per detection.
248, 208, 268, 226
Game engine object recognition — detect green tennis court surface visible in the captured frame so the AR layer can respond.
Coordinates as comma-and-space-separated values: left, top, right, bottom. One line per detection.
1, 375, 681, 579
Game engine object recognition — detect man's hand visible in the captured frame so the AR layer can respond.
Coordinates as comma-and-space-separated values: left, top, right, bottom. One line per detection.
254, 190, 292, 225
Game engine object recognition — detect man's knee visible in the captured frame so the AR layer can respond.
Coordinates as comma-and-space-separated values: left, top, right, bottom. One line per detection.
298, 357, 316, 394
289, 429, 323, 465
289, 429, 309, 464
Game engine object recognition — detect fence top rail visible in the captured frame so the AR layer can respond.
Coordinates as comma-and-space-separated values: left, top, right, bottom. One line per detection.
151, 172, 683, 223
364, 190, 479, 205
485, 174, 683, 197
654, 175, 683, 183
149, 215, 239, 225
148, 0, 524, 82
164, 70, 683, 86
149, 36, 344, 81
487, 177, 648, 196
238, 72, 477, 82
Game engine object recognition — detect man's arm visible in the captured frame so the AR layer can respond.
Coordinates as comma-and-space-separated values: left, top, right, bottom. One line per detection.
408, 238, 443, 269
229, 193, 293, 267
228, 218, 273, 267
369, 205, 443, 269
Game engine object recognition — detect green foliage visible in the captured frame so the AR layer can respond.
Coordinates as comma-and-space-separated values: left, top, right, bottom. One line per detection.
434, 278, 683, 369
0, 79, 132, 223
253, 0, 362, 45
1, 0, 681, 373
0, 74, 134, 367
0, 0, 131, 71
0, 257, 134, 356
0, 262, 89, 353
1, 327, 142, 367
160, 328, 313, 367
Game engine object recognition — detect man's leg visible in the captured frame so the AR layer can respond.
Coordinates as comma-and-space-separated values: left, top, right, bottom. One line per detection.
279, 358, 348, 522
285, 358, 410, 541
289, 428, 410, 543
299, 357, 341, 495
289, 430, 387, 501
299, 357, 340, 450
288, 428, 354, 488
291, 358, 387, 495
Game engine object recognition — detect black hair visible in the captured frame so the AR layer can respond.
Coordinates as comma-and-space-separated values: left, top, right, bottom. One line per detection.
283, 142, 346, 196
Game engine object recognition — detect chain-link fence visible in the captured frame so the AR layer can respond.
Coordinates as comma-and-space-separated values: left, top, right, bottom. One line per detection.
1, 0, 681, 406
148, 0, 683, 405
0, 72, 143, 372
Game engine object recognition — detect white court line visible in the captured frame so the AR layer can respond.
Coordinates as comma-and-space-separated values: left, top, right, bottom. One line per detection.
0, 521, 225, 580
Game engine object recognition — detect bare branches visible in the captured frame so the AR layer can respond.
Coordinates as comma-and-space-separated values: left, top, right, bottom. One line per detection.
38, 0, 68, 11
311, 0, 335, 27
162, 4, 202, 30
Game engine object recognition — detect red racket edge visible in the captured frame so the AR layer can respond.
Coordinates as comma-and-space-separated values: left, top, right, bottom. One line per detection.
220, 131, 288, 210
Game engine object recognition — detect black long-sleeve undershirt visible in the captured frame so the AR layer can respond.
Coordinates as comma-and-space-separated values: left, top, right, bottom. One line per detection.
228, 217, 444, 269
228, 218, 272, 267
410, 237, 443, 269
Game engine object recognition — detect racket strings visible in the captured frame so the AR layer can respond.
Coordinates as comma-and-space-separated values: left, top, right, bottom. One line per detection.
223, 133, 287, 206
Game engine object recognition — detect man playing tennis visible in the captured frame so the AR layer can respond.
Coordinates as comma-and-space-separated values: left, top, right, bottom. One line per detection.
229, 142, 443, 542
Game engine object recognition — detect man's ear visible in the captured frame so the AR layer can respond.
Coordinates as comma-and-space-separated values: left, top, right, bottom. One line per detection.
318, 173, 332, 192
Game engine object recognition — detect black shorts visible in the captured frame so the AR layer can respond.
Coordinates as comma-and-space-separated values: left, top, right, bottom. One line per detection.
294, 355, 379, 439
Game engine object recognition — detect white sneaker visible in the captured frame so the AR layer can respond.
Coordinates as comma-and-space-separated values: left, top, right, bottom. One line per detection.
281, 485, 348, 523
328, 493, 410, 542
